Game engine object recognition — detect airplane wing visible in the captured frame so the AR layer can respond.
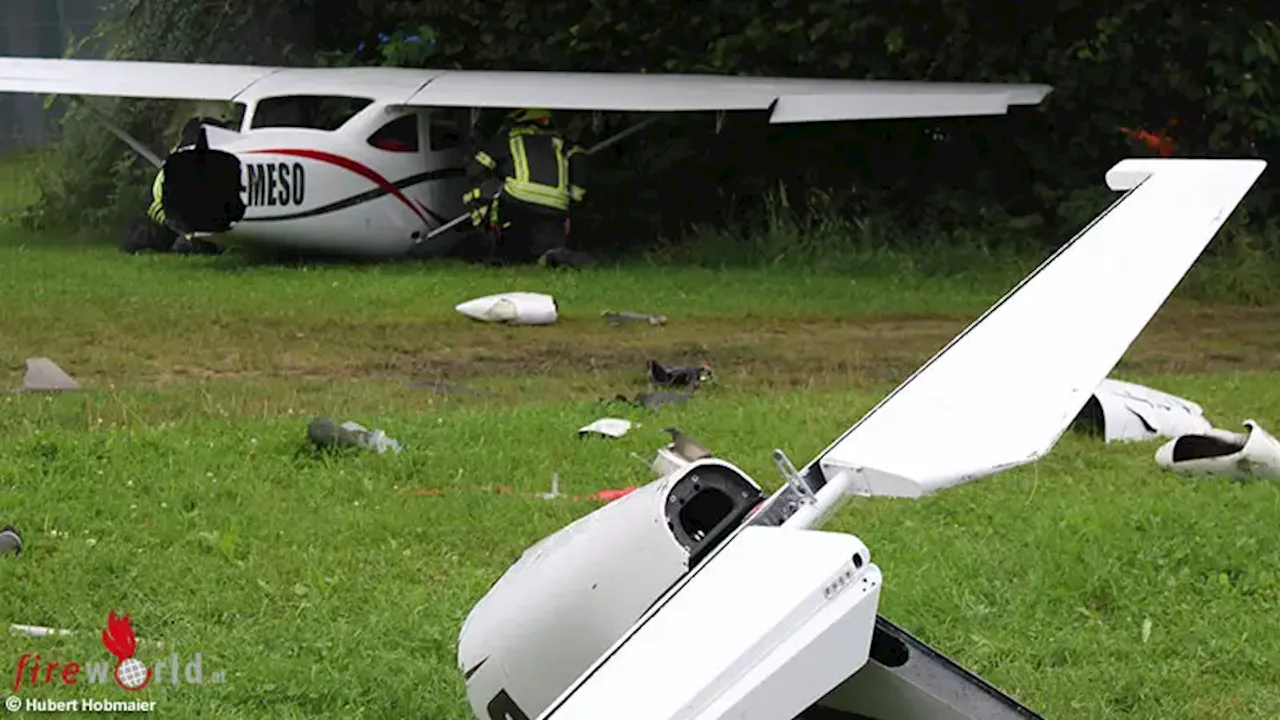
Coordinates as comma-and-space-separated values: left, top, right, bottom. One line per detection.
405, 71, 1051, 123
0, 57, 282, 101
807, 158, 1267, 498
0, 58, 1051, 122
0, 58, 438, 102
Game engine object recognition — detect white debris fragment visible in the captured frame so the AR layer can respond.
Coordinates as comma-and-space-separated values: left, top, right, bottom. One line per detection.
539, 473, 562, 500
1078, 378, 1211, 443
339, 421, 403, 455
455, 292, 557, 325
1155, 419, 1280, 481
10, 623, 163, 647
578, 418, 633, 438
10, 624, 73, 639
651, 447, 691, 478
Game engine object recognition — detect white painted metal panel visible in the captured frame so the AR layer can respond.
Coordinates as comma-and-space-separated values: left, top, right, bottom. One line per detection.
408, 70, 1052, 122
542, 526, 881, 720
0, 58, 1051, 122
811, 158, 1267, 498
232, 66, 443, 103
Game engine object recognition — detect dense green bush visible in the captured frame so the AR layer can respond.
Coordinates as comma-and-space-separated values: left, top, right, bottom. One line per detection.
22, 0, 1280, 268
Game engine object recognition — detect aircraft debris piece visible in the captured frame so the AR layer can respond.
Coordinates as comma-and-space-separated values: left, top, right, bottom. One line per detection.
0, 526, 22, 557
9, 625, 73, 638
603, 310, 667, 327
15, 358, 80, 392
663, 427, 714, 462
540, 473, 563, 500
1154, 419, 1280, 481
8, 623, 162, 647
455, 292, 557, 325
307, 416, 403, 455
647, 359, 713, 389
1073, 378, 1212, 443
650, 447, 690, 479
578, 418, 633, 438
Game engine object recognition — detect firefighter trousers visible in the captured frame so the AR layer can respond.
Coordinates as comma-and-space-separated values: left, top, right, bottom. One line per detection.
487, 196, 569, 265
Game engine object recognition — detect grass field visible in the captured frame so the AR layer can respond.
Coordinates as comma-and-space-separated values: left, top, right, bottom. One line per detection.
1, 209, 1279, 720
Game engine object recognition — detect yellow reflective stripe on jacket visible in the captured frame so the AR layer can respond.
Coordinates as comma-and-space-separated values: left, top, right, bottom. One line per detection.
474, 150, 495, 169
502, 128, 571, 210
509, 135, 530, 184
148, 169, 166, 224
503, 180, 570, 210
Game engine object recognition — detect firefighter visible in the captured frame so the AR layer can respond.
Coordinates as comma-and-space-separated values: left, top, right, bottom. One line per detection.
462, 108, 590, 267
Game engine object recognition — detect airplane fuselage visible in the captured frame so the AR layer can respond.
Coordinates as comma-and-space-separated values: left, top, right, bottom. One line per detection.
190, 98, 472, 258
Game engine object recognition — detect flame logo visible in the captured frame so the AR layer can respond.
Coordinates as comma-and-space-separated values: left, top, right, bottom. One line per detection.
101, 610, 152, 691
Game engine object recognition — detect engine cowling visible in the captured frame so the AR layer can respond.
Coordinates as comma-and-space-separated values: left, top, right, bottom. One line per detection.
457, 459, 765, 720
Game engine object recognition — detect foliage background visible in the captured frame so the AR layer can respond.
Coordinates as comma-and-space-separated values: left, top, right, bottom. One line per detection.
20, 0, 1280, 276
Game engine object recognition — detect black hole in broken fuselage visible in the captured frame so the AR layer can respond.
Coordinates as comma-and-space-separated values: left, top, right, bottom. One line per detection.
162, 149, 246, 234
678, 489, 735, 544
1172, 434, 1244, 462
1069, 395, 1105, 438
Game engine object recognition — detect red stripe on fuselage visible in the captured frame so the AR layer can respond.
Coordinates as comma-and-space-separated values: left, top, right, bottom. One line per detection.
246, 148, 431, 225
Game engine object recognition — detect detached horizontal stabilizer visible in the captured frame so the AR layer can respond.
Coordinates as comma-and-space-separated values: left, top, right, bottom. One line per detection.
809, 158, 1266, 498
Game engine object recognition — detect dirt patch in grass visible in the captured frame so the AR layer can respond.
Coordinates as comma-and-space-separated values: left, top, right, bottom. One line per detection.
41, 302, 1275, 394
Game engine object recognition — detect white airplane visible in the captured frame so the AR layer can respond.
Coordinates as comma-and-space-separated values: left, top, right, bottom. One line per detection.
0, 57, 1051, 258
456, 156, 1266, 719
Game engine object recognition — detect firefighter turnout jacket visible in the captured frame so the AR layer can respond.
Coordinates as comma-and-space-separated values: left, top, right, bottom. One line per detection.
464, 119, 587, 227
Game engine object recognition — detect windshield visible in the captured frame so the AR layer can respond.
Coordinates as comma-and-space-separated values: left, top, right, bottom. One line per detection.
249, 95, 373, 131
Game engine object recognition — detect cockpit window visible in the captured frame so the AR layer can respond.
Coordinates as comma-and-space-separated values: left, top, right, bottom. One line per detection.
430, 109, 466, 151
249, 95, 373, 131
368, 114, 420, 153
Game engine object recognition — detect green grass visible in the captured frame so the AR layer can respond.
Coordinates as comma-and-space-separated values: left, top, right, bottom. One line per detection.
1, 215, 1279, 718
0, 148, 46, 220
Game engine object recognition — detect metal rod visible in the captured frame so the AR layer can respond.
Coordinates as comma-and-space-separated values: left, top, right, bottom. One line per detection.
420, 206, 479, 241
73, 97, 165, 168
583, 117, 660, 156
418, 190, 500, 242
